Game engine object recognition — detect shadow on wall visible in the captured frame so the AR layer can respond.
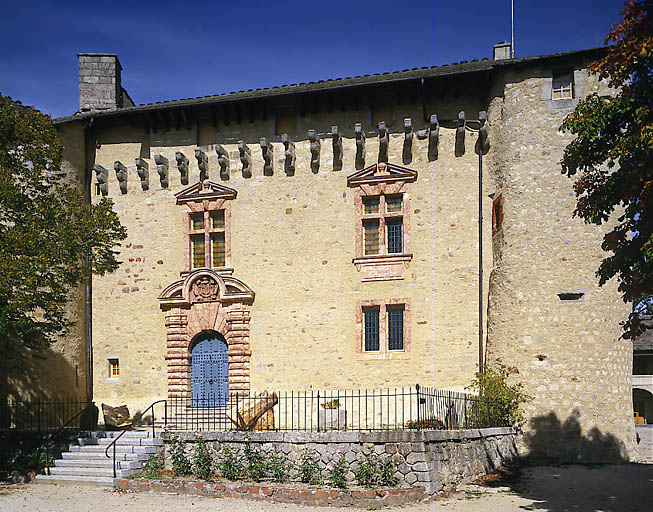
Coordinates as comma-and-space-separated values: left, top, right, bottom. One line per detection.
1, 346, 81, 403
523, 410, 630, 464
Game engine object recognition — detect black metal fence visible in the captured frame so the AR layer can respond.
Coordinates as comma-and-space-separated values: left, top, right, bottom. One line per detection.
161, 385, 509, 432
0, 399, 88, 431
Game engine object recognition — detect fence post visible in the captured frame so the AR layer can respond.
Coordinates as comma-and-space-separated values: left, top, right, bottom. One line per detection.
316, 391, 320, 432
415, 384, 421, 431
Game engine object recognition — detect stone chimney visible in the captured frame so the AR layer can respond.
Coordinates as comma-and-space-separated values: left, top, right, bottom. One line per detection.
493, 42, 512, 61
78, 53, 126, 112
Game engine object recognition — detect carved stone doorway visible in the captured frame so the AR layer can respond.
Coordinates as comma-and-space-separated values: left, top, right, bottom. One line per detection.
159, 269, 254, 401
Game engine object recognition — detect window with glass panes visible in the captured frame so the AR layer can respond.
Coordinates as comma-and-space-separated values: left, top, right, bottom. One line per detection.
552, 71, 573, 100
364, 308, 380, 351
360, 194, 404, 256
189, 209, 227, 268
387, 306, 404, 350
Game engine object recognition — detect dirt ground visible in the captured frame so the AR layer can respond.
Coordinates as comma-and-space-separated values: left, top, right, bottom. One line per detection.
1, 464, 652, 512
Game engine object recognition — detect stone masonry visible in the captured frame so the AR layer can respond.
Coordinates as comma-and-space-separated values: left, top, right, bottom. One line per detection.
48, 45, 637, 462
169, 428, 518, 495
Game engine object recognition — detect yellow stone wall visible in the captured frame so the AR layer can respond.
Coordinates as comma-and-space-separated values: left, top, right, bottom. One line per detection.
48, 54, 634, 460
88, 104, 493, 415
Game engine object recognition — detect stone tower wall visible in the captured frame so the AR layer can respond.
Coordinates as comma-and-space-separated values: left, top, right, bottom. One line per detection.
485, 63, 635, 461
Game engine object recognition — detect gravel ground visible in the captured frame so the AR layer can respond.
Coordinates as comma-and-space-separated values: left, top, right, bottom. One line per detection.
1, 464, 652, 512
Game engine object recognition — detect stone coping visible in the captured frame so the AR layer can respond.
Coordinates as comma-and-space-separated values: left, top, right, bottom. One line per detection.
168, 427, 515, 443
117, 478, 428, 507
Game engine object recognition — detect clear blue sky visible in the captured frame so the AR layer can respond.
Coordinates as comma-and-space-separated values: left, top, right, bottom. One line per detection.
0, 0, 625, 118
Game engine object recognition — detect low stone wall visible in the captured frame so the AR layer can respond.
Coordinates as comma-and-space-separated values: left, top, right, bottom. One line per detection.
168, 427, 517, 494
117, 478, 428, 507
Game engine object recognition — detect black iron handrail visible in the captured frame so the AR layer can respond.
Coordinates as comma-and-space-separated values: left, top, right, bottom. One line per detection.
105, 399, 167, 478
44, 402, 94, 476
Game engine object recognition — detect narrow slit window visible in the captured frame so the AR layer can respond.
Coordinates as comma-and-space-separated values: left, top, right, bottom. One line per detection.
363, 220, 380, 255
386, 219, 403, 253
212, 233, 226, 267
387, 306, 404, 351
191, 235, 205, 268
109, 358, 120, 377
364, 308, 380, 351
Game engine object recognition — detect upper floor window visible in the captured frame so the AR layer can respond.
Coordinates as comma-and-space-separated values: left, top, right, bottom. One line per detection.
175, 180, 237, 271
552, 71, 573, 100
348, 163, 416, 281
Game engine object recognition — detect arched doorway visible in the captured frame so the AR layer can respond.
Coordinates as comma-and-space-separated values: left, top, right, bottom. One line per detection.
191, 332, 229, 407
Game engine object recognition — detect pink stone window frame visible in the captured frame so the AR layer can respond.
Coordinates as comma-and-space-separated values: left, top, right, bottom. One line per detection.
183, 199, 232, 271
353, 182, 412, 262
355, 299, 411, 360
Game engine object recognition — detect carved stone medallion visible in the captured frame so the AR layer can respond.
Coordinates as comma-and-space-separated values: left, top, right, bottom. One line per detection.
191, 276, 219, 302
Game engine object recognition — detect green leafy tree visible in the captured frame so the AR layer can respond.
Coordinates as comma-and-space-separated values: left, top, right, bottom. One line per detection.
0, 95, 126, 376
467, 359, 532, 428
560, 1, 652, 338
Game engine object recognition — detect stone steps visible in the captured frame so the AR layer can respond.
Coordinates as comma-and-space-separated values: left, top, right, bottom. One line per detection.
35, 475, 117, 487
34, 430, 161, 487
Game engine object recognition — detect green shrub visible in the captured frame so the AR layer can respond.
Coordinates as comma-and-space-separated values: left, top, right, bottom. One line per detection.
243, 439, 266, 482
297, 449, 322, 484
218, 447, 246, 480
354, 453, 398, 488
466, 359, 533, 428
267, 451, 292, 483
326, 452, 348, 489
142, 452, 164, 479
167, 433, 192, 475
191, 433, 214, 480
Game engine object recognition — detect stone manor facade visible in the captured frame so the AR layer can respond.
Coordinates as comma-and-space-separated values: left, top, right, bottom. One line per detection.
23, 44, 635, 460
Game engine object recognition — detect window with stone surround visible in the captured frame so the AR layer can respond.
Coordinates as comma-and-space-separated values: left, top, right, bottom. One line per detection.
347, 163, 416, 282
175, 181, 237, 271
552, 71, 573, 100
108, 358, 120, 377
357, 300, 410, 359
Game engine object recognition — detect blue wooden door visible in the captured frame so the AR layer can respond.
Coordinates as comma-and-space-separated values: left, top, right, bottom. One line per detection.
191, 334, 229, 407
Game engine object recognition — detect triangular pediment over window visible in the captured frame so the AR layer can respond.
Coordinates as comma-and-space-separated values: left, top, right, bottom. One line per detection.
347, 162, 418, 187
175, 180, 237, 204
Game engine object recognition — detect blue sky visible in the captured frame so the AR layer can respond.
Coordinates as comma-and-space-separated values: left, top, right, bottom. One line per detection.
0, 0, 624, 118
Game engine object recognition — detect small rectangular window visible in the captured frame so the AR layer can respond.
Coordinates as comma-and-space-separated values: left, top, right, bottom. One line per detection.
108, 358, 120, 377
386, 219, 403, 254
191, 235, 205, 268
364, 308, 380, 351
386, 196, 402, 213
94, 183, 102, 196
363, 220, 380, 255
211, 233, 225, 268
363, 197, 380, 214
211, 211, 225, 230
387, 307, 404, 350
552, 71, 573, 100
191, 214, 204, 231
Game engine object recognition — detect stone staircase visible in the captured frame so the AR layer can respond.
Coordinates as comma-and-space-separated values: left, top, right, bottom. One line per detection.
35, 430, 162, 487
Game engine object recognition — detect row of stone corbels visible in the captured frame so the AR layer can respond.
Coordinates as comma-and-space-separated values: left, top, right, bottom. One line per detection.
92, 112, 489, 195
